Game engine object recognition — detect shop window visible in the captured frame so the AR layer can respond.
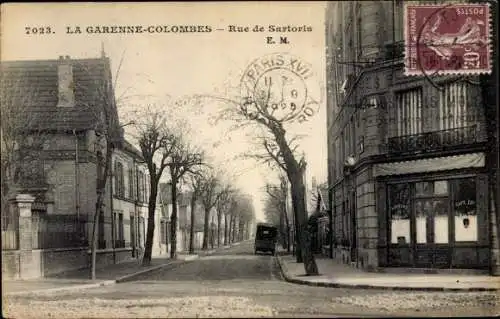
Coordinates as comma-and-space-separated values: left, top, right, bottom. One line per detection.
388, 183, 410, 244
454, 178, 477, 242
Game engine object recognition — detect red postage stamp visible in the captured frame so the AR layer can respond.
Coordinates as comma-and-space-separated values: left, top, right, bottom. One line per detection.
404, 3, 491, 76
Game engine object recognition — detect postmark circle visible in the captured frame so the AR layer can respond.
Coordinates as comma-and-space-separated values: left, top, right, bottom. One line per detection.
240, 52, 321, 124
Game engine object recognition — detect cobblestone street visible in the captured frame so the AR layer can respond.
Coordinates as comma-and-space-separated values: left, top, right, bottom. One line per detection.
4, 241, 499, 318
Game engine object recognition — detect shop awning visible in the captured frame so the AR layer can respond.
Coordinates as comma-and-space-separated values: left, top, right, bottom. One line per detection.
373, 153, 485, 177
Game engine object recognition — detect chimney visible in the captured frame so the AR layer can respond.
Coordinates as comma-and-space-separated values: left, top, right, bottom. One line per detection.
56, 56, 75, 107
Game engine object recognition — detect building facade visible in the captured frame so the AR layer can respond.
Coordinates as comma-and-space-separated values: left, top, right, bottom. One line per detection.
1, 54, 164, 278
326, 1, 498, 272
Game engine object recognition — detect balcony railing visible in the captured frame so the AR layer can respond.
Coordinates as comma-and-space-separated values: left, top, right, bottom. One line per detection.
387, 125, 479, 154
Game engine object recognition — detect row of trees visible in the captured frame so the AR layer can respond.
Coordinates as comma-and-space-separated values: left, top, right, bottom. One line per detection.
188, 167, 255, 254
130, 106, 256, 266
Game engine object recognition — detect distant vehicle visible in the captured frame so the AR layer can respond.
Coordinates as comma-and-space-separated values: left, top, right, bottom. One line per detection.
254, 223, 278, 255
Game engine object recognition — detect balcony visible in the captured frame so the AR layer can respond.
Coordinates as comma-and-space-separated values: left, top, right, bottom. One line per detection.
387, 125, 479, 154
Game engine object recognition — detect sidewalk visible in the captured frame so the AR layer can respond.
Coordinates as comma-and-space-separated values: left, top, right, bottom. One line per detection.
3, 243, 242, 296
277, 254, 500, 292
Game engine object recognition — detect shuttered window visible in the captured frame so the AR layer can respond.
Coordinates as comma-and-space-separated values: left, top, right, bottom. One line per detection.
394, 88, 423, 137
438, 81, 479, 130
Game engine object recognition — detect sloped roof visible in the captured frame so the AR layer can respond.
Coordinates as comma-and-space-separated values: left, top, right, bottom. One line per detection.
122, 139, 143, 159
1, 57, 118, 132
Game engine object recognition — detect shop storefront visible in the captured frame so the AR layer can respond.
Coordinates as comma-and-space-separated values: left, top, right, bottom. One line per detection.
375, 153, 490, 269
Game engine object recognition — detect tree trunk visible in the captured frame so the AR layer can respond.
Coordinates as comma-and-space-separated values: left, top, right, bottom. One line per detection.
228, 213, 233, 244
290, 172, 318, 275
90, 201, 101, 280
224, 214, 229, 245
283, 202, 291, 253
142, 181, 158, 266
232, 216, 237, 242
90, 140, 113, 279
189, 194, 196, 254
217, 210, 222, 247
202, 207, 210, 250
293, 208, 302, 262
170, 179, 178, 259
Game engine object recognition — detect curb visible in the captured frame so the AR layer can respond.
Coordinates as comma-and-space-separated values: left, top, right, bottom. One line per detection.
275, 256, 498, 292
115, 260, 186, 283
4, 280, 116, 297
5, 259, 188, 297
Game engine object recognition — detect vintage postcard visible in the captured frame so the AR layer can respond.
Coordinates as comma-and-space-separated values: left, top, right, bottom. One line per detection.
1, 2, 499, 318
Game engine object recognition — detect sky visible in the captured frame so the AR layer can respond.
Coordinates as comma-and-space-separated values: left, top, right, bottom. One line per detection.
2, 2, 327, 222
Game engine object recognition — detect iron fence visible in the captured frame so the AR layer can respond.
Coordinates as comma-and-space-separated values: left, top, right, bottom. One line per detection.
32, 213, 87, 249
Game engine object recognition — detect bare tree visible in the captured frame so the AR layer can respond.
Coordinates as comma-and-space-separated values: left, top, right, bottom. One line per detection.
228, 193, 255, 243
77, 57, 125, 280
215, 183, 235, 247
224, 196, 238, 246
167, 136, 204, 259
0, 74, 48, 216
265, 177, 291, 252
199, 169, 227, 250
188, 74, 320, 274
135, 108, 177, 266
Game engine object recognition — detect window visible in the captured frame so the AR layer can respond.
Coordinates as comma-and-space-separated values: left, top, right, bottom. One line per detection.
145, 175, 150, 202
137, 171, 145, 203
117, 213, 124, 240
350, 116, 356, 155
454, 178, 477, 241
438, 81, 480, 131
128, 169, 134, 200
388, 183, 411, 244
114, 161, 124, 198
160, 220, 166, 244
392, 88, 423, 137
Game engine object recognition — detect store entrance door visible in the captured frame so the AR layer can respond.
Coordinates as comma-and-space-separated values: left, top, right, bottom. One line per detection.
413, 197, 451, 268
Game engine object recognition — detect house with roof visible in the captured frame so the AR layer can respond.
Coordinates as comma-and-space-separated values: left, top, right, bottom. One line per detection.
1, 53, 163, 279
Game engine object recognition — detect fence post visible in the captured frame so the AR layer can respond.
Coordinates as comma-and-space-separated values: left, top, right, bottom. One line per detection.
10, 194, 37, 279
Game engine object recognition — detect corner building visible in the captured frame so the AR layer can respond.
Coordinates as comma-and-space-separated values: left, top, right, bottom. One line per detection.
326, 1, 495, 272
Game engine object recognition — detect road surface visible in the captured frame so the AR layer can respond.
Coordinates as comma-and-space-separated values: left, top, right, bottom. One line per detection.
4, 240, 498, 318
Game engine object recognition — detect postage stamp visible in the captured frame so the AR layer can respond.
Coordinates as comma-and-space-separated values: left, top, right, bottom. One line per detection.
404, 2, 491, 76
